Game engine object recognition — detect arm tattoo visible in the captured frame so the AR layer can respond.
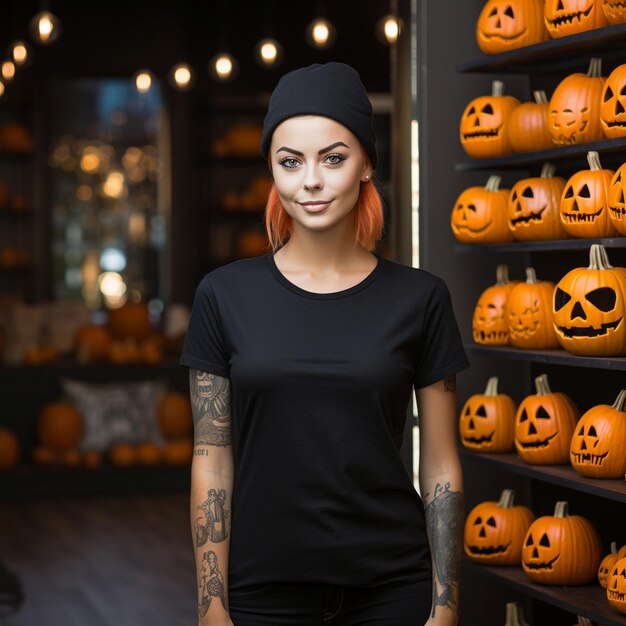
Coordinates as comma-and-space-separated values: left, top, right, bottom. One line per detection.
198, 550, 228, 617
190, 369, 231, 447
424, 481, 464, 619
443, 375, 456, 392
194, 488, 230, 547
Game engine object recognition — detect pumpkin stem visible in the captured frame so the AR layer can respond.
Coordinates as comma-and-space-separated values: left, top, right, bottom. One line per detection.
534, 373, 552, 396
485, 175, 502, 192
498, 489, 516, 508
611, 389, 626, 411
525, 267, 540, 284
492, 80, 504, 97
587, 57, 602, 77
533, 90, 548, 105
495, 264, 510, 286
577, 618, 593, 626
484, 376, 499, 396
505, 602, 528, 626
540, 163, 556, 179
610, 541, 618, 554
554, 501, 570, 518
588, 244, 614, 270
586, 150, 603, 171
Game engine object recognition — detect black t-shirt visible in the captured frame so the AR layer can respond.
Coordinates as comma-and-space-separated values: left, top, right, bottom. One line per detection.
180, 251, 470, 591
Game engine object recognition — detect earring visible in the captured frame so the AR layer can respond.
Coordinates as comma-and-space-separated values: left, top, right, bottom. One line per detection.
363, 175, 370, 182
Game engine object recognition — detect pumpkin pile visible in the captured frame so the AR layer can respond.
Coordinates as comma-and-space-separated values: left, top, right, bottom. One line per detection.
32, 401, 86, 467
0, 427, 21, 469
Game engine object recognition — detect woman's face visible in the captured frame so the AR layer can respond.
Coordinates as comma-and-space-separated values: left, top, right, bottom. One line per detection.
269, 115, 372, 233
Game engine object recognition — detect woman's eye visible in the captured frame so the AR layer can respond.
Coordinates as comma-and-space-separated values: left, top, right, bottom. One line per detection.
279, 157, 300, 168
325, 153, 346, 165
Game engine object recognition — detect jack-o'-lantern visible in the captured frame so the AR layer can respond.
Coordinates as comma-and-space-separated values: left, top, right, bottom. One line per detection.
464, 489, 535, 565
553, 244, 626, 355
570, 388, 626, 477
607, 556, 626, 614
476, 0, 548, 54
508, 269, 559, 348
460, 80, 521, 159
549, 58, 606, 145
522, 501, 602, 585
459, 376, 516, 452
544, 0, 609, 37
603, 0, 626, 22
509, 164, 569, 241
599, 542, 621, 587
473, 265, 521, 344
504, 602, 532, 626
514, 374, 579, 463
608, 162, 626, 234
507, 90, 554, 153
560, 151, 617, 238
451, 175, 513, 243
37, 402, 84, 453
601, 63, 626, 138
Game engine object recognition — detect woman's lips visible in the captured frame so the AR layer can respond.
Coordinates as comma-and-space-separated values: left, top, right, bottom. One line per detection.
299, 200, 332, 213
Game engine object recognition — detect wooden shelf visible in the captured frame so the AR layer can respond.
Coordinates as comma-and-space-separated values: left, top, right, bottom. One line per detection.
464, 343, 626, 371
454, 236, 626, 253
461, 449, 626, 504
462, 560, 626, 626
457, 22, 626, 75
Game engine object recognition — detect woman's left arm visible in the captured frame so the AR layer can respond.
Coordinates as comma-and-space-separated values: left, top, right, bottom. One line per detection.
417, 374, 464, 626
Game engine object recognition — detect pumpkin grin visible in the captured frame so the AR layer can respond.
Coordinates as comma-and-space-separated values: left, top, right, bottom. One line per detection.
482, 27, 527, 41
466, 542, 511, 556
557, 316, 622, 337
509, 205, 547, 227
510, 320, 540, 339
561, 204, 603, 223
515, 431, 558, 449
463, 430, 496, 445
524, 554, 560, 570
546, 5, 592, 27
463, 125, 502, 140
571, 449, 609, 465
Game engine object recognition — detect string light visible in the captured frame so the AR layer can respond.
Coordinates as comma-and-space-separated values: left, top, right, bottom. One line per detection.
209, 53, 238, 82
254, 38, 283, 68
133, 69, 154, 94
1, 61, 15, 82
29, 10, 62, 45
305, 17, 336, 49
168, 63, 195, 91
376, 14, 402, 45
11, 40, 31, 67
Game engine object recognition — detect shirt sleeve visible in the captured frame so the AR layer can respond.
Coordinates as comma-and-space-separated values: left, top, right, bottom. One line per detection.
179, 276, 231, 378
413, 278, 470, 390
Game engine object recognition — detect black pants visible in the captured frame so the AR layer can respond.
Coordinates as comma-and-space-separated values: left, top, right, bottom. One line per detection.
229, 578, 432, 625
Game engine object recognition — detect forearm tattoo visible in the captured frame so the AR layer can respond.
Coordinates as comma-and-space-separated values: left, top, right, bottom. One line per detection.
190, 369, 231, 447
424, 481, 464, 619
195, 488, 230, 547
444, 375, 456, 392
198, 550, 228, 617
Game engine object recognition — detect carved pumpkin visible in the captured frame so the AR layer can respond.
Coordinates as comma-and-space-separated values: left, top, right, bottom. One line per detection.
0, 427, 20, 469
603, 0, 626, 22
599, 542, 621, 587
549, 58, 606, 145
473, 264, 521, 345
515, 374, 579, 464
607, 556, 626, 614
570, 388, 626, 478
608, 162, 626, 234
553, 244, 626, 355
507, 91, 554, 153
601, 63, 626, 139
464, 489, 535, 565
508, 164, 569, 241
459, 376, 517, 452
476, 0, 548, 54
157, 392, 193, 441
522, 501, 602, 585
37, 402, 84, 453
508, 268, 560, 348
460, 80, 521, 158
504, 602, 532, 626
451, 175, 513, 243
544, 0, 609, 37
560, 151, 617, 238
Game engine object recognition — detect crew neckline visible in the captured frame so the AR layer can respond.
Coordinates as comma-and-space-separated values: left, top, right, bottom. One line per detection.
266, 251, 384, 300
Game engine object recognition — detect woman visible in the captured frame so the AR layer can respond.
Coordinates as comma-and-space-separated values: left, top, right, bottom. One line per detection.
180, 62, 470, 626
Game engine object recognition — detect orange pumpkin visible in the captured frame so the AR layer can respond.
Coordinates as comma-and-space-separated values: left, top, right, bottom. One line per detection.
507, 268, 559, 349
157, 392, 193, 440
163, 438, 193, 464
108, 339, 143, 364
607, 555, 626, 613
476, 0, 548, 54
451, 175, 513, 244
600, 63, 626, 139
0, 427, 20, 469
603, 0, 626, 22
544, 0, 609, 37
553, 244, 626, 355
82, 449, 103, 469
32, 446, 56, 465
75, 324, 112, 363
464, 489, 535, 565
515, 374, 579, 464
549, 58, 606, 145
61, 449, 82, 467
136, 442, 163, 465
522, 501, 602, 585
459, 376, 517, 452
608, 162, 626, 234
460, 80, 521, 159
107, 301, 153, 341
507, 91, 554, 153
599, 542, 622, 587
109, 443, 138, 466
37, 402, 84, 452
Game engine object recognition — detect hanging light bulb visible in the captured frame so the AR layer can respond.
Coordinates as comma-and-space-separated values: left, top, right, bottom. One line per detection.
1, 61, 15, 82
375, 14, 403, 45
168, 63, 195, 91
305, 17, 336, 49
133, 69, 154, 94
209, 53, 238, 82
254, 38, 283, 68
11, 40, 32, 67
29, 10, 62, 45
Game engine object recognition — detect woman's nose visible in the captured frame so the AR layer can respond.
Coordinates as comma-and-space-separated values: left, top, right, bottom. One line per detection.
303, 166, 323, 190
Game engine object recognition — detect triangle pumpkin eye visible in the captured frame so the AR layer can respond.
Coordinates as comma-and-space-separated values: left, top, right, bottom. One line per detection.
488, 7, 498, 17
525, 533, 534, 547
578, 184, 591, 199
486, 516, 497, 527
578, 425, 585, 436
585, 286, 616, 312
519, 408, 528, 423
476, 405, 487, 417
482, 104, 494, 115
464, 406, 471, 415
504, 6, 514, 19
564, 186, 574, 199
467, 106, 476, 116
522, 187, 534, 198
604, 86, 614, 102
539, 533, 550, 547
536, 406, 551, 419
588, 425, 598, 437
473, 516, 483, 525
554, 287, 572, 312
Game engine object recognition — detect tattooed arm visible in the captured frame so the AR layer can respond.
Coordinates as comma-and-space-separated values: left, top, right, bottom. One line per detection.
189, 368, 235, 626
416, 375, 464, 626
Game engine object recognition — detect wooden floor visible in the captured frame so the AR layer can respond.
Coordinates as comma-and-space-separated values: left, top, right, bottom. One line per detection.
0, 493, 197, 626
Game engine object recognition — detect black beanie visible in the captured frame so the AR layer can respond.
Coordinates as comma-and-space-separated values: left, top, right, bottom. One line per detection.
261, 62, 378, 169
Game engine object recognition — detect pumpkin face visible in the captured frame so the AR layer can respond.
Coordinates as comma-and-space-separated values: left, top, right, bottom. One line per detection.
459, 376, 516, 452
464, 489, 535, 566
600, 64, 626, 139
570, 389, 626, 477
514, 374, 578, 464
553, 245, 626, 355
599, 542, 621, 588
451, 175, 513, 243
602, 0, 626, 23
476, 0, 548, 54
608, 163, 626, 234
544, 0, 609, 37
607, 556, 626, 614
522, 501, 602, 585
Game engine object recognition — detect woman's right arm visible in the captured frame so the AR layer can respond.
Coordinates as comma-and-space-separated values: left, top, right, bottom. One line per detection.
189, 368, 235, 626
